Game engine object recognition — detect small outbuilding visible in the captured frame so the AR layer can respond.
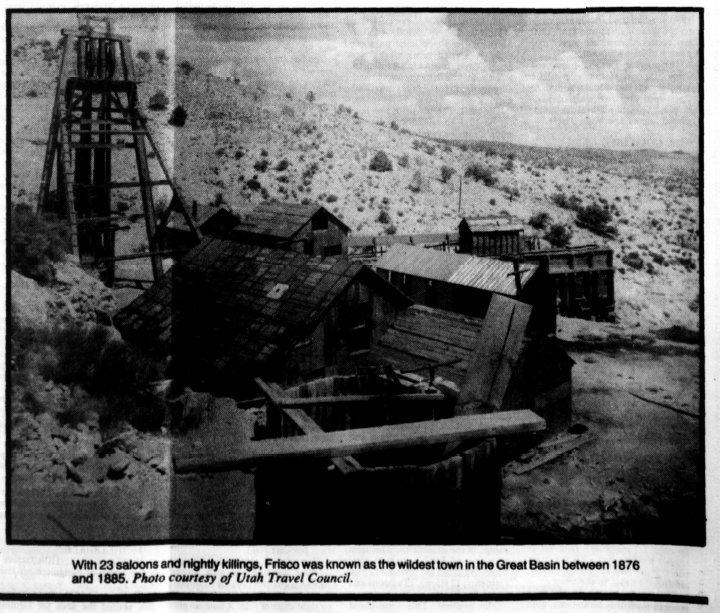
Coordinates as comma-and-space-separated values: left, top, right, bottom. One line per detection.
458, 214, 525, 257
374, 244, 556, 335
114, 237, 410, 396
228, 200, 350, 257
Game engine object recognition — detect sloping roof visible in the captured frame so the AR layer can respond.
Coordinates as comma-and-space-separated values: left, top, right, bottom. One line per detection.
368, 304, 484, 386
461, 215, 525, 233
166, 205, 240, 233
375, 244, 537, 296
115, 237, 407, 375
232, 200, 350, 239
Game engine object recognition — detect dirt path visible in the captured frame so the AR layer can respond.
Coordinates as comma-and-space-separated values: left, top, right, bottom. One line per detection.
502, 348, 702, 544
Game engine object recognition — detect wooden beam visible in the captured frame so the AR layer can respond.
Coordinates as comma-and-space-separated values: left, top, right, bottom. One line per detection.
173, 409, 545, 473
283, 408, 362, 475
457, 294, 532, 414
255, 377, 443, 407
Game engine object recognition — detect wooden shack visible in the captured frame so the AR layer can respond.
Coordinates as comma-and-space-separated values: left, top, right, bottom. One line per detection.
374, 244, 556, 335
114, 237, 410, 396
458, 214, 525, 256
368, 303, 574, 434
228, 200, 350, 257
503, 245, 615, 322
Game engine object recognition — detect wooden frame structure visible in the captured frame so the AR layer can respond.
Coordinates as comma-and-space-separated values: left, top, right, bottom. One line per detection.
37, 15, 199, 285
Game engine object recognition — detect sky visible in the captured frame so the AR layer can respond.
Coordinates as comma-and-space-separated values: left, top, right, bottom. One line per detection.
11, 11, 699, 153
179, 11, 699, 153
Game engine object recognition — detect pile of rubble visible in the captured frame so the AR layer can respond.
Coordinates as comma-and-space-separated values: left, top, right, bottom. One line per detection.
12, 408, 171, 498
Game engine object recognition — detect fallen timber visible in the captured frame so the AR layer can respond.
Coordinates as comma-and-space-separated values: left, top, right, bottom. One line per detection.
173, 409, 545, 474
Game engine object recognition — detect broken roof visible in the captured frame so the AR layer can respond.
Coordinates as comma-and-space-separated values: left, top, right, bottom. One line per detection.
114, 237, 409, 376
232, 200, 350, 240
369, 304, 484, 387
375, 244, 537, 296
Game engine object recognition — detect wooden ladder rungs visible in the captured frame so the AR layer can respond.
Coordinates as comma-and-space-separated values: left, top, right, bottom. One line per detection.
68, 142, 135, 149
66, 130, 148, 136
71, 180, 171, 189
63, 117, 132, 125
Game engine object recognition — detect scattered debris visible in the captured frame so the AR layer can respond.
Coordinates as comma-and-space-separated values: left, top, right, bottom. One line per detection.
514, 436, 594, 475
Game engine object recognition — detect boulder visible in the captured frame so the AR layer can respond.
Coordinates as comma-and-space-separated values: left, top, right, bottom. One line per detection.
107, 451, 133, 479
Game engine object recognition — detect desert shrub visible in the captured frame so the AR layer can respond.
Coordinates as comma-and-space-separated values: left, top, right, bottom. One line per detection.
385, 224, 398, 235
246, 178, 262, 191
544, 224, 572, 248
26, 89, 38, 98
489, 198, 496, 206
178, 60, 194, 76
168, 105, 187, 127
503, 158, 514, 172
409, 170, 423, 193
676, 256, 696, 271
689, 293, 699, 313
306, 91, 316, 103
275, 159, 290, 171
254, 159, 270, 172
397, 154, 409, 168
11, 204, 68, 283
377, 210, 391, 225
369, 150, 393, 172
502, 185, 521, 200
390, 121, 399, 131
528, 211, 551, 230
234, 149, 244, 160
464, 163, 497, 186
551, 192, 583, 212
136, 50, 151, 63
440, 165, 456, 183
156, 49, 168, 63
326, 194, 338, 203
576, 203, 618, 238
14, 322, 166, 431
148, 91, 169, 110
622, 251, 644, 270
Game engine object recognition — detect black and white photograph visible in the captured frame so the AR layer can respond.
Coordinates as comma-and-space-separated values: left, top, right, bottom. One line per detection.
6, 6, 703, 560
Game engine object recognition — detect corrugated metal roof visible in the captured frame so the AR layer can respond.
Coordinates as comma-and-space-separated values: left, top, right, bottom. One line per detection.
232, 200, 350, 239
375, 244, 537, 296
114, 237, 406, 375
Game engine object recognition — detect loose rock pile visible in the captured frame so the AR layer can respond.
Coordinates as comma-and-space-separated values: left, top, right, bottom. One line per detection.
12, 409, 171, 498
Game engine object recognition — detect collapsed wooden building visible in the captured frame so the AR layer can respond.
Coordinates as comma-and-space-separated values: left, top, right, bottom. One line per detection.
374, 244, 557, 334
114, 236, 410, 395
367, 303, 574, 435
174, 293, 554, 543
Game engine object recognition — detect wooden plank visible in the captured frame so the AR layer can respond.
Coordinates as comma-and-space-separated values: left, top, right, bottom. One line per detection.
276, 392, 444, 407
514, 436, 594, 475
174, 409, 546, 473
282, 408, 362, 474
456, 294, 532, 415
